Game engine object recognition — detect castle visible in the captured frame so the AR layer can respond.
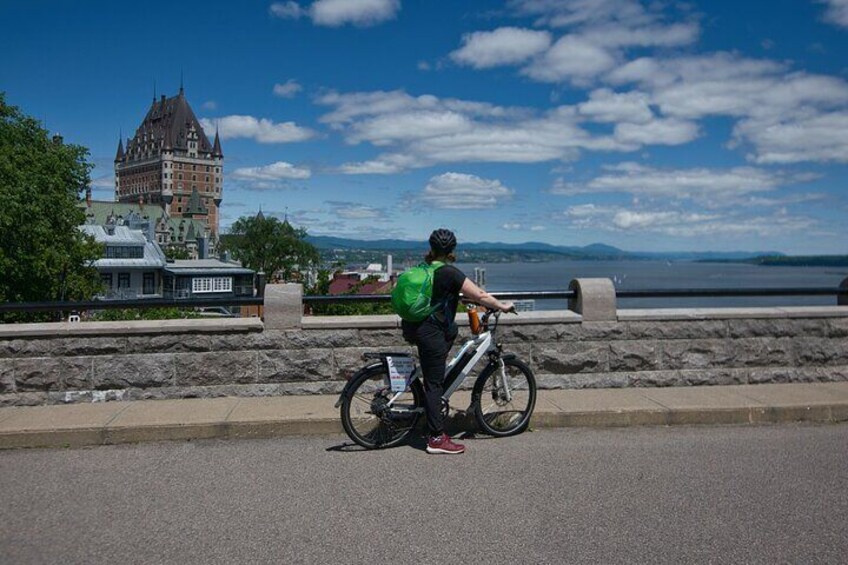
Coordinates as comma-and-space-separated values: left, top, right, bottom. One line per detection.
113, 86, 223, 236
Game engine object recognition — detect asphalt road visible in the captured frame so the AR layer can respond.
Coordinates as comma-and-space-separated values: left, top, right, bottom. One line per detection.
1, 424, 847, 564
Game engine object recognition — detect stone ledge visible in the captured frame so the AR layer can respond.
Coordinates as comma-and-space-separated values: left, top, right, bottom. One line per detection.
618, 306, 848, 321
0, 318, 265, 338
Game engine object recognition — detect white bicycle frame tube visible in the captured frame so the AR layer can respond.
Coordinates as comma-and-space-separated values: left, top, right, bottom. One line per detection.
385, 330, 496, 407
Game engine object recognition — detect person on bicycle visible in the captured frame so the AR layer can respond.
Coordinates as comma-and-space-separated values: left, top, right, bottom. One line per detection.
402, 228, 515, 454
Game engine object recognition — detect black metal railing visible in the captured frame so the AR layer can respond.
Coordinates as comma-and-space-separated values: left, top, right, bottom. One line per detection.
1, 287, 845, 314
0, 297, 263, 314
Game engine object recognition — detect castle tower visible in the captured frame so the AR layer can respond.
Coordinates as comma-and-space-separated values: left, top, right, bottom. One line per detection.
114, 87, 223, 235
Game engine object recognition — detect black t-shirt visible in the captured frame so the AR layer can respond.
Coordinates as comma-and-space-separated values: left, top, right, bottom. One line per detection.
430, 263, 466, 326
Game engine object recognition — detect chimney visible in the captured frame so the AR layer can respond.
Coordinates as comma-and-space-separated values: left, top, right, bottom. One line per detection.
387, 254, 393, 278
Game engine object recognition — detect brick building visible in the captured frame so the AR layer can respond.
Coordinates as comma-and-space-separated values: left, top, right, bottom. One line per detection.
114, 86, 223, 236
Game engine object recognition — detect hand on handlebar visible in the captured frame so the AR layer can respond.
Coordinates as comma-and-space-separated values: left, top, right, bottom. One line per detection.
499, 301, 516, 314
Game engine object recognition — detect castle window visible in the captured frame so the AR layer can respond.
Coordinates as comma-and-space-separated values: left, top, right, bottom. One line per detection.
192, 174, 196, 181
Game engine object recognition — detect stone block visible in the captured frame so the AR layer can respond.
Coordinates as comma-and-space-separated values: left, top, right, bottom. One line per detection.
354, 328, 409, 348
92, 353, 176, 389
827, 318, 848, 338
2, 356, 92, 391
628, 370, 684, 387
661, 340, 732, 370
794, 338, 847, 366
534, 342, 608, 374
279, 329, 360, 349
0, 392, 48, 407
626, 320, 727, 340
52, 337, 129, 357
174, 351, 258, 386
677, 368, 745, 386
258, 350, 336, 382
730, 337, 795, 367
568, 278, 616, 321
264, 283, 303, 330
727, 319, 828, 339
554, 322, 624, 342
331, 347, 401, 377
609, 341, 659, 371
0, 368, 14, 394
540, 372, 631, 389
498, 325, 561, 343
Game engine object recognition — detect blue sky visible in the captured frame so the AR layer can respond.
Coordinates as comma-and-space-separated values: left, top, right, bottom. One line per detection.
2, 0, 848, 254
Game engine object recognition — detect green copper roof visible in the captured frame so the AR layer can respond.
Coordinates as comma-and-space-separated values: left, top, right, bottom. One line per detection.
184, 187, 208, 216
80, 200, 209, 242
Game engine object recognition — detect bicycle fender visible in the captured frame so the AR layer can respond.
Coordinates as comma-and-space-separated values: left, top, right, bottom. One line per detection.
499, 352, 518, 362
333, 362, 383, 408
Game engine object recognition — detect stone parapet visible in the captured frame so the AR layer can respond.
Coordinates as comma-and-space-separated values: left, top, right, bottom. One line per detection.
0, 302, 846, 407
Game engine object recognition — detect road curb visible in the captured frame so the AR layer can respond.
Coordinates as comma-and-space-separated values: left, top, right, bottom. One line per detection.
1, 404, 845, 450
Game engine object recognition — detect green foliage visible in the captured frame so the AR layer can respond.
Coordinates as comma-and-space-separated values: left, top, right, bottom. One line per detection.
90, 307, 200, 321
164, 246, 192, 260
222, 215, 319, 281
307, 269, 395, 316
0, 93, 102, 321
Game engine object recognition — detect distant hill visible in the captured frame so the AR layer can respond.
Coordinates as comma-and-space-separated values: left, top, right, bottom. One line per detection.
306, 235, 784, 262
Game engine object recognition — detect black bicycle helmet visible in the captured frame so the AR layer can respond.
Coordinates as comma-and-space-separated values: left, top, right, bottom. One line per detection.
429, 228, 457, 254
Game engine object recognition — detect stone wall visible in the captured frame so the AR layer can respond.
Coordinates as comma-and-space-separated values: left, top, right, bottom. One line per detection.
1, 305, 846, 407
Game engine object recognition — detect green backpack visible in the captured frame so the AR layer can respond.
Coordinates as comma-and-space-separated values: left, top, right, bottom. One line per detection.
391, 261, 444, 322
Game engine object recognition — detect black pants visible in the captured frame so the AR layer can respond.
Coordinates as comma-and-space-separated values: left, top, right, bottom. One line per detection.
402, 319, 457, 435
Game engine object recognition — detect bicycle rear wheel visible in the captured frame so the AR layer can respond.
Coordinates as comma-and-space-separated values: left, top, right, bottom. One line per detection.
340, 364, 424, 449
472, 357, 536, 437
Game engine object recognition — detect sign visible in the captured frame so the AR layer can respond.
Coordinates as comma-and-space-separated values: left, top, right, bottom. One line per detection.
386, 356, 415, 392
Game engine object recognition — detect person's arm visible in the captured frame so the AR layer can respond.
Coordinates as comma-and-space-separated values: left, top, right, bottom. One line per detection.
460, 278, 514, 313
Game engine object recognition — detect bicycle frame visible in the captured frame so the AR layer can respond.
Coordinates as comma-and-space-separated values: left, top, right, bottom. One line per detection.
385, 324, 509, 408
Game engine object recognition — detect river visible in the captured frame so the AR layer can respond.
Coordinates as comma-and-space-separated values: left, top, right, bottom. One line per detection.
453, 260, 848, 310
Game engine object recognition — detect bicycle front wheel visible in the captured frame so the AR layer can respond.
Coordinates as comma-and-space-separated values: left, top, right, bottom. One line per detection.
340, 364, 423, 449
472, 357, 536, 437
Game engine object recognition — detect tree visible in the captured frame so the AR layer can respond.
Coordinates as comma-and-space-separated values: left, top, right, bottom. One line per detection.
164, 245, 191, 260
0, 93, 102, 317
223, 214, 319, 281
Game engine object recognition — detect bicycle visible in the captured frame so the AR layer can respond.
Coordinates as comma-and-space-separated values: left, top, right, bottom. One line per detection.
335, 307, 537, 449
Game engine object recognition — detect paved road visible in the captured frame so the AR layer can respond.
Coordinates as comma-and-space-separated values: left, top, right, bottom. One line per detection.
1, 424, 846, 564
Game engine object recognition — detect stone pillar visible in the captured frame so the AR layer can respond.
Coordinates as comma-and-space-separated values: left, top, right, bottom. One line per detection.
568, 278, 617, 322
263, 283, 303, 329
839, 277, 848, 306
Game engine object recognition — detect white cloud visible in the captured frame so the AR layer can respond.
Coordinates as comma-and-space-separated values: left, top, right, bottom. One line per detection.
558, 203, 818, 237
529, 225, 547, 231
733, 111, 848, 164
318, 88, 702, 172
273, 0, 400, 27
270, 1, 304, 19
606, 53, 848, 163
326, 201, 385, 219
231, 161, 312, 181
451, 27, 552, 69
337, 159, 406, 175
502, 223, 523, 230
421, 172, 514, 209
200, 115, 315, 143
577, 88, 653, 123
273, 80, 303, 98
522, 35, 618, 83
487, 0, 699, 85
818, 0, 848, 27
551, 162, 815, 207
510, 0, 659, 29
201, 100, 217, 110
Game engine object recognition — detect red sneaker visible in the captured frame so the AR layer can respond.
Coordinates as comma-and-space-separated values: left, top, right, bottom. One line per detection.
426, 433, 465, 455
